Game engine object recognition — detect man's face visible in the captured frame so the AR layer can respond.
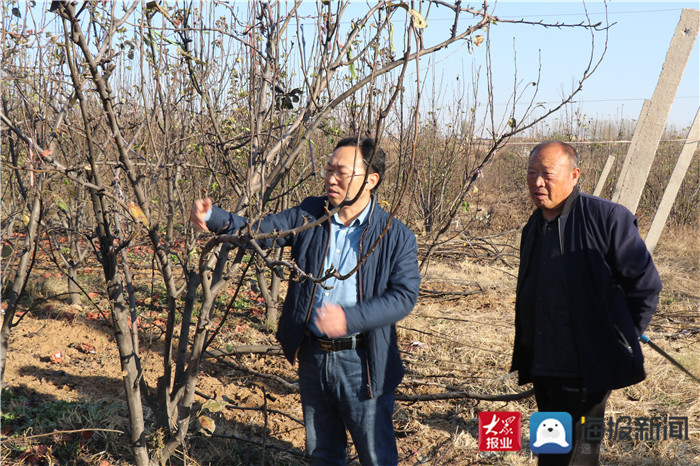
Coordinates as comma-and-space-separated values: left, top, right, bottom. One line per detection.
324, 145, 378, 207
526, 144, 580, 220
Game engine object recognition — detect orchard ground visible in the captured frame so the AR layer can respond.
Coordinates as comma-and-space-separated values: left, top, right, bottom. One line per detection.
2, 217, 698, 465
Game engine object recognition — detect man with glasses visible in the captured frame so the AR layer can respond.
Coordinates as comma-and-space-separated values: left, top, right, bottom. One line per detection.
191, 136, 420, 465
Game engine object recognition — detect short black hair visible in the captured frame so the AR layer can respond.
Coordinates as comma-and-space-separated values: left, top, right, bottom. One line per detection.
334, 136, 386, 191
530, 140, 578, 169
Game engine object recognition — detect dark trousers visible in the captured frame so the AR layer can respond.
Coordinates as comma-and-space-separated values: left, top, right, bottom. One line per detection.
533, 377, 611, 466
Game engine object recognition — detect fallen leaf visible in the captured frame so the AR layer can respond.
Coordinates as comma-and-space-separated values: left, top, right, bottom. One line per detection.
198, 415, 216, 436
79, 343, 97, 354
202, 399, 225, 413
56, 198, 70, 213
19, 445, 50, 463
50, 351, 64, 364
35, 444, 49, 456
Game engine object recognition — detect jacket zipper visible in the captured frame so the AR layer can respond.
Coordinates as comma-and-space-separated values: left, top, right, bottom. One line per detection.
358, 221, 372, 398
614, 325, 634, 356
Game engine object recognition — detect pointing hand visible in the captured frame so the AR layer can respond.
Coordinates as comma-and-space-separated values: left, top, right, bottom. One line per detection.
191, 198, 212, 232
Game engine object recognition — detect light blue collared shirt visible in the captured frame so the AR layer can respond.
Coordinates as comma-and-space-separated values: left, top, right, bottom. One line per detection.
308, 199, 372, 337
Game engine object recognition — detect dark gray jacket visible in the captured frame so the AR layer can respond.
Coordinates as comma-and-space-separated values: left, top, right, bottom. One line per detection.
511, 188, 662, 392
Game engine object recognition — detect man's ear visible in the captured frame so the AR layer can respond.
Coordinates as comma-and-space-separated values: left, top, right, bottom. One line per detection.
366, 172, 380, 191
572, 167, 581, 184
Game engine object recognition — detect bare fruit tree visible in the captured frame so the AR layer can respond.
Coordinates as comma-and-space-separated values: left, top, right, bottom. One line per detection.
1, 1, 607, 463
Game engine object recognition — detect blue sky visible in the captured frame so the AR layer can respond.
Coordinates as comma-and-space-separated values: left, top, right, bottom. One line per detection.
409, 1, 699, 133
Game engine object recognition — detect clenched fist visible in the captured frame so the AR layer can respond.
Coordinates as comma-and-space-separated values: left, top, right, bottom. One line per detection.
314, 303, 348, 338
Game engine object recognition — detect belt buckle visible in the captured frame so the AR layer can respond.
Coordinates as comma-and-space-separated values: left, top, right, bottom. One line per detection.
317, 339, 334, 351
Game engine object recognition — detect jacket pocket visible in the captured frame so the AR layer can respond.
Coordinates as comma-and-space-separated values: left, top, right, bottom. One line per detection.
614, 325, 633, 356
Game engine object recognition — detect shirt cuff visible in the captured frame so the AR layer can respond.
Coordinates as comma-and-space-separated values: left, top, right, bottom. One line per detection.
204, 207, 212, 221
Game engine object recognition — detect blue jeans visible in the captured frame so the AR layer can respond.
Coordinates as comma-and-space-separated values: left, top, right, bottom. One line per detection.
297, 338, 398, 465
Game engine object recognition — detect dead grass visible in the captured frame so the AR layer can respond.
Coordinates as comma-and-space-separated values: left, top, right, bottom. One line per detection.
392, 223, 699, 465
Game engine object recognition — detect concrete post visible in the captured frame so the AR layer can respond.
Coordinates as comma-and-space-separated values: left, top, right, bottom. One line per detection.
612, 9, 700, 213
612, 100, 651, 201
593, 155, 616, 198
645, 108, 700, 254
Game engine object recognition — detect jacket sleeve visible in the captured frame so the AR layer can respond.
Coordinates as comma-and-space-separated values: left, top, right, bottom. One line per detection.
205, 202, 309, 249
343, 227, 421, 333
206, 204, 247, 235
606, 204, 662, 336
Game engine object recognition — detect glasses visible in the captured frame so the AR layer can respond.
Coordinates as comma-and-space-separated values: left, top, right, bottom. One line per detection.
323, 168, 367, 181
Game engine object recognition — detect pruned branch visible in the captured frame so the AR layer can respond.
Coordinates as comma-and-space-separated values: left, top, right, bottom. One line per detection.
396, 387, 534, 402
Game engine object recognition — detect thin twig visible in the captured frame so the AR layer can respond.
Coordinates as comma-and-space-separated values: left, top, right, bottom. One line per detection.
1, 428, 125, 443
203, 350, 298, 392
419, 288, 483, 297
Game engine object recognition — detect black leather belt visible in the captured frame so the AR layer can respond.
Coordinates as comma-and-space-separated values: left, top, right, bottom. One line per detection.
306, 330, 364, 352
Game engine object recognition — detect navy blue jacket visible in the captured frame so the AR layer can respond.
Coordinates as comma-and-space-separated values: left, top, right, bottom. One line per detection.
511, 189, 662, 392
207, 196, 421, 397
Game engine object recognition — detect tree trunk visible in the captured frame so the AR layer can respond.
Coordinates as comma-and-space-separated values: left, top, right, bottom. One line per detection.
102, 249, 150, 466
0, 192, 42, 384
67, 266, 81, 306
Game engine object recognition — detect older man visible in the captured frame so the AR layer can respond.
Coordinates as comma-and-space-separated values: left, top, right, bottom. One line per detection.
191, 136, 420, 465
511, 141, 662, 465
